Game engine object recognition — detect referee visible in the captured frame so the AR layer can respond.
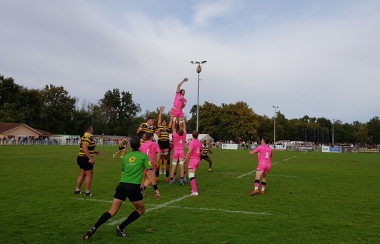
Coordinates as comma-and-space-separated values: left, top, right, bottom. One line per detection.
83, 136, 160, 240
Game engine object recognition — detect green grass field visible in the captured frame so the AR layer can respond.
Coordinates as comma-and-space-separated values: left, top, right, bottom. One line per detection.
0, 146, 379, 244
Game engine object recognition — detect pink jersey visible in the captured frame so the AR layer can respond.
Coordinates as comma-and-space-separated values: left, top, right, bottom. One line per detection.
253, 145, 272, 164
173, 92, 187, 109
140, 141, 161, 163
188, 138, 202, 159
172, 132, 186, 151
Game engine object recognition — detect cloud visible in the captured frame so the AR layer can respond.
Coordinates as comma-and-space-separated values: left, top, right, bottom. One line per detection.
191, 0, 237, 26
1, 0, 379, 123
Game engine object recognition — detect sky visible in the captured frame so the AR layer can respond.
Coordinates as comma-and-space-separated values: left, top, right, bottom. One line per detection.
1, 0, 379, 124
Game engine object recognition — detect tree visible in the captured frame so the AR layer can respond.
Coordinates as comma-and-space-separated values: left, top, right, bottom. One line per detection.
197, 102, 221, 139
219, 101, 259, 141
40, 84, 77, 134
367, 117, 380, 144
99, 89, 141, 135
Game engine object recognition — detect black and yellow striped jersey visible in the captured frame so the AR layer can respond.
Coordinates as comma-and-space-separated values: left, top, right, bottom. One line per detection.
201, 145, 211, 156
138, 123, 157, 142
157, 124, 172, 141
119, 138, 128, 147
78, 133, 96, 157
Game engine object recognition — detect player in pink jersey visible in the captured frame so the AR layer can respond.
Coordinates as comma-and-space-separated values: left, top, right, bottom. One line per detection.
170, 116, 187, 185
139, 133, 161, 190
185, 131, 202, 196
249, 136, 273, 196
171, 78, 188, 129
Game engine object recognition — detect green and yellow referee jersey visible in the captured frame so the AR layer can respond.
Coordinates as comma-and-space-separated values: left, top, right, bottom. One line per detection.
120, 150, 152, 184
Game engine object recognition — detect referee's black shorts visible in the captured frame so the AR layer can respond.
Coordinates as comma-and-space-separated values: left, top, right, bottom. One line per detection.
200, 155, 210, 161
114, 182, 143, 202
77, 156, 94, 171
158, 140, 170, 150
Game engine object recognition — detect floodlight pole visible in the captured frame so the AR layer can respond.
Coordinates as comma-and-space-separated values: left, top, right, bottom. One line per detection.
273, 106, 278, 144
191, 61, 207, 132
332, 119, 335, 146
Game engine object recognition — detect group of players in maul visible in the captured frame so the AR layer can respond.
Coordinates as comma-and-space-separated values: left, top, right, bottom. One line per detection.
74, 78, 273, 240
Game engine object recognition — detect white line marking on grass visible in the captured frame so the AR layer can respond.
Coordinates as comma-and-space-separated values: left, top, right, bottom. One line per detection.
283, 158, 289, 161
237, 161, 280, 179
165, 206, 272, 215
270, 174, 298, 178
75, 198, 271, 216
236, 170, 256, 178
106, 195, 190, 226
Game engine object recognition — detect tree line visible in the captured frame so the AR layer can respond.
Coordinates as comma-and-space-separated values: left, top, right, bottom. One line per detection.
1, 75, 379, 144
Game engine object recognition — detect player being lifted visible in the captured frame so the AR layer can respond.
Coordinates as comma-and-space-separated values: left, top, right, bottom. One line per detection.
113, 136, 128, 159
249, 136, 273, 196
170, 116, 187, 185
200, 140, 213, 172
171, 78, 188, 129
157, 106, 172, 182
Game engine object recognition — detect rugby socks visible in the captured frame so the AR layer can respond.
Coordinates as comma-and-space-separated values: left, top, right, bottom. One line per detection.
173, 173, 177, 180
170, 178, 173, 184
162, 159, 167, 170
155, 169, 159, 177
93, 212, 112, 229
119, 210, 141, 230
75, 188, 80, 191
254, 180, 260, 190
261, 182, 266, 192
180, 177, 184, 183
190, 177, 197, 193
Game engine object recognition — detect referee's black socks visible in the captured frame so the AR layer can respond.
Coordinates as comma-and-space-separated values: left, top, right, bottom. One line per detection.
94, 212, 112, 229
119, 210, 141, 230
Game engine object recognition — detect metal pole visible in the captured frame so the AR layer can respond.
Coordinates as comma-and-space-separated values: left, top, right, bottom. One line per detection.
196, 71, 200, 131
332, 119, 335, 146
191, 61, 206, 132
273, 106, 278, 144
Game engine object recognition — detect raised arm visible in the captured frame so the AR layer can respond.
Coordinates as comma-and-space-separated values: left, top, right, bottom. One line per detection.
171, 116, 177, 133
182, 118, 186, 132
158, 106, 164, 124
168, 113, 173, 128
176, 78, 188, 92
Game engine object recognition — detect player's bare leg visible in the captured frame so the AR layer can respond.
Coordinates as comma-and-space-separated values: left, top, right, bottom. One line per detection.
250, 170, 264, 196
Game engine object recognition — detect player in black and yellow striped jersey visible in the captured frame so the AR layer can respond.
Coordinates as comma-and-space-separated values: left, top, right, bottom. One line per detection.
74, 125, 100, 196
200, 140, 213, 172
136, 117, 160, 143
113, 136, 129, 159
157, 106, 172, 182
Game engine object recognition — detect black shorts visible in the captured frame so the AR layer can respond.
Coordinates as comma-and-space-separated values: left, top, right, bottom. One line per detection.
114, 182, 143, 202
158, 140, 170, 150
77, 156, 94, 171
200, 155, 210, 161
118, 146, 126, 150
